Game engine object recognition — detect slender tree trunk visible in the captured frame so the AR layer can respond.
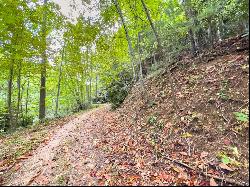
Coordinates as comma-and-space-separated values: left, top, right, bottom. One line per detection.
137, 31, 150, 105
86, 82, 89, 104
140, 0, 162, 49
39, 0, 47, 121
25, 74, 30, 116
207, 17, 214, 48
188, 29, 197, 57
55, 48, 64, 117
7, 59, 14, 128
217, 19, 222, 42
16, 60, 22, 122
138, 32, 143, 81
112, 0, 136, 79
89, 78, 92, 104
81, 71, 86, 103
95, 76, 98, 99
20, 81, 25, 118
183, 1, 199, 55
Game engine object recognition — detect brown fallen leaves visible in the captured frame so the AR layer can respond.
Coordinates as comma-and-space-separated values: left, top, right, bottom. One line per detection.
218, 163, 234, 172
210, 178, 218, 186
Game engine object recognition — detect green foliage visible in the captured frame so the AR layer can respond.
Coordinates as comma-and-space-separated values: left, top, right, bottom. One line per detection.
147, 115, 157, 125
234, 112, 249, 122
19, 115, 34, 127
0, 108, 9, 131
107, 70, 133, 109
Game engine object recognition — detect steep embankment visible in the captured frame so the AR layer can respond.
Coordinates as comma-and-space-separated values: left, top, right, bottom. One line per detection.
103, 36, 249, 185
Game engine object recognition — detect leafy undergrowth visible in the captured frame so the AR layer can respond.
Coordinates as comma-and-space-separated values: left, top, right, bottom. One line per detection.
94, 36, 249, 186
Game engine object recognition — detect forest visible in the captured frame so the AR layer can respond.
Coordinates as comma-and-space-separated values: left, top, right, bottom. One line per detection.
0, 0, 249, 186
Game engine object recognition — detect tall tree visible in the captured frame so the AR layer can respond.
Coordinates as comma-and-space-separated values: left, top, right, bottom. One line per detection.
55, 47, 65, 116
112, 0, 136, 79
39, 0, 47, 121
140, 0, 162, 49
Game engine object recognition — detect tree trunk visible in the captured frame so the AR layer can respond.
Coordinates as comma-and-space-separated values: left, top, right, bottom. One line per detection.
16, 60, 22, 122
207, 17, 214, 48
20, 81, 25, 118
183, 1, 199, 55
112, 0, 136, 79
39, 0, 47, 121
89, 78, 92, 104
95, 76, 98, 99
137, 32, 143, 81
25, 74, 30, 116
55, 48, 64, 117
188, 29, 197, 57
137, 31, 150, 104
217, 19, 223, 42
140, 0, 162, 49
86, 83, 89, 104
7, 59, 14, 128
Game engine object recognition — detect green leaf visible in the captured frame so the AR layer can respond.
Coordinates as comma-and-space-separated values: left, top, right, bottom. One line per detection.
181, 132, 192, 138
221, 155, 231, 164
233, 112, 249, 122
231, 146, 239, 157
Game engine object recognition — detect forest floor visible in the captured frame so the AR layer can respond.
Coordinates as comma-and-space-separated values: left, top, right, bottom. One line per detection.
0, 35, 249, 186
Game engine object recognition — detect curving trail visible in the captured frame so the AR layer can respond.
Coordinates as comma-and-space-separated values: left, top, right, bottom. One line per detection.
7, 105, 115, 186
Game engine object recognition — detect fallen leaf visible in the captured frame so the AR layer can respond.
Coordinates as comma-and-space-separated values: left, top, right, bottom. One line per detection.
158, 172, 171, 181
27, 170, 42, 185
231, 146, 239, 157
181, 132, 192, 138
63, 146, 69, 153
178, 171, 188, 180
16, 156, 29, 160
172, 166, 184, 173
198, 164, 204, 169
223, 139, 231, 145
0, 160, 5, 167
180, 152, 188, 156
90, 170, 97, 177
219, 163, 234, 171
200, 151, 209, 159
210, 178, 218, 186
35, 175, 49, 185
221, 155, 231, 164
103, 174, 111, 180
14, 163, 22, 171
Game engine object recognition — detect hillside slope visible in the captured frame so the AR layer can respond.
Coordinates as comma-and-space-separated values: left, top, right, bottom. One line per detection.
112, 35, 249, 185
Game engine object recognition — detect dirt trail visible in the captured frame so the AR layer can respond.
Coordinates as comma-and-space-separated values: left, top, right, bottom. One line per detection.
6, 105, 114, 186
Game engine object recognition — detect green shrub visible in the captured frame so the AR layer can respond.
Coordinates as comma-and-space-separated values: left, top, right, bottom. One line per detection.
19, 115, 34, 127
0, 107, 9, 131
107, 70, 133, 109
